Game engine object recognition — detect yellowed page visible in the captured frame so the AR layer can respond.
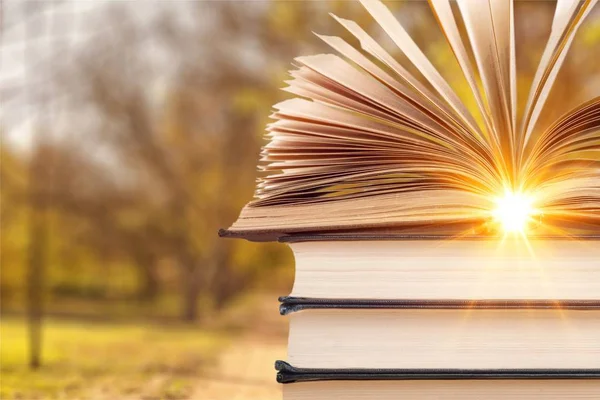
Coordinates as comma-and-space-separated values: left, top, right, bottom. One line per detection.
521, 0, 597, 147
457, 0, 513, 179
428, 0, 495, 138
358, 0, 481, 140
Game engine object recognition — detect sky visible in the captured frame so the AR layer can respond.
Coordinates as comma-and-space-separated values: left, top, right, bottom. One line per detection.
1, 1, 169, 152
1, 0, 273, 154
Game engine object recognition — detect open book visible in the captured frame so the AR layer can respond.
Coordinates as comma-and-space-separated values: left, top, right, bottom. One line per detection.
225, 0, 600, 240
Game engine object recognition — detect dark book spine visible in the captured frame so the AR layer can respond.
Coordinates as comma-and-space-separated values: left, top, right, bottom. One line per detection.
275, 361, 600, 384
279, 296, 600, 315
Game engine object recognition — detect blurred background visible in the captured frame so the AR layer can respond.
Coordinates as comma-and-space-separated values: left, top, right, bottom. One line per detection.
1, 1, 598, 399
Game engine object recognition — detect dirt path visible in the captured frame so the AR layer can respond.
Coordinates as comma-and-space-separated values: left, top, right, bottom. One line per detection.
191, 335, 286, 399
191, 296, 288, 399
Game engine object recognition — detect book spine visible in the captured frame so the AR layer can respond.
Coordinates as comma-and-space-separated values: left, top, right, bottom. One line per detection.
275, 361, 600, 384
278, 296, 600, 315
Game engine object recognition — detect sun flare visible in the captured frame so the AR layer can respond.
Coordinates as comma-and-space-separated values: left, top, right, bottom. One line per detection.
492, 191, 537, 234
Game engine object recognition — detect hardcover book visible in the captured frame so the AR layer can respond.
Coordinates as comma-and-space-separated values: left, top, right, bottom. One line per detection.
274, 238, 600, 398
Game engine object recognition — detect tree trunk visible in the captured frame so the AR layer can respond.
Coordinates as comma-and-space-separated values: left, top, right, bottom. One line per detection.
25, 1, 49, 371
139, 262, 160, 300
210, 245, 239, 311
27, 204, 47, 369
27, 151, 49, 369
181, 265, 201, 322
134, 251, 159, 301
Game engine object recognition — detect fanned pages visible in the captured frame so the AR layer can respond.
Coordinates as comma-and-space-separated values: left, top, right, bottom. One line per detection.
225, 0, 600, 240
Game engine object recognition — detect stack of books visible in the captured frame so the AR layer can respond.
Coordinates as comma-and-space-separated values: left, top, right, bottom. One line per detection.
222, 0, 600, 397
274, 237, 600, 399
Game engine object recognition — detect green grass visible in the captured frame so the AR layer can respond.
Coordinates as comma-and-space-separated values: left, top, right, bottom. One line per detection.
0, 317, 231, 400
